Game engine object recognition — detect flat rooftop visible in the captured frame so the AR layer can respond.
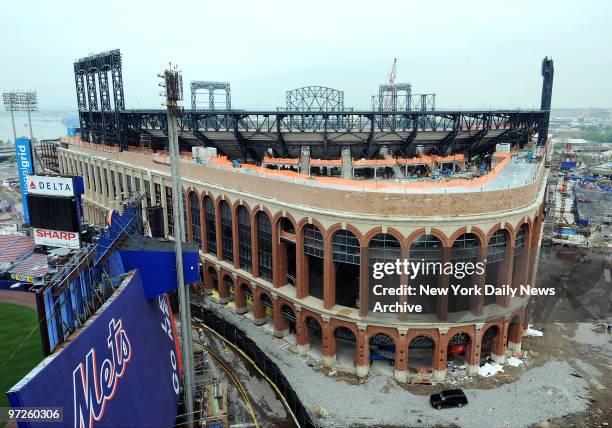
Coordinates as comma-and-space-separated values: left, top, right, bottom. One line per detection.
63, 138, 545, 195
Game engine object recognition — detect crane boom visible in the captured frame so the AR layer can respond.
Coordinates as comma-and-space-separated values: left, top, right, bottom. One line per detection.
383, 58, 397, 110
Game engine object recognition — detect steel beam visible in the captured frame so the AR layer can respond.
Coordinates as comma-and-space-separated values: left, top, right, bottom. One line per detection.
276, 114, 289, 157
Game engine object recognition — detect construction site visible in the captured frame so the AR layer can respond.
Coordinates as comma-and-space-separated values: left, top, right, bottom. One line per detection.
2, 44, 611, 428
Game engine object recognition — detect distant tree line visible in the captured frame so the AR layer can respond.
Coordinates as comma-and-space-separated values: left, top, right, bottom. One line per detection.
579, 125, 612, 143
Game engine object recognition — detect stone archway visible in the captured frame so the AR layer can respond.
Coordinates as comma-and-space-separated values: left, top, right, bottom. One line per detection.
369, 333, 396, 376
481, 325, 500, 363
407, 335, 435, 374
446, 332, 472, 369
304, 316, 323, 359
333, 326, 357, 372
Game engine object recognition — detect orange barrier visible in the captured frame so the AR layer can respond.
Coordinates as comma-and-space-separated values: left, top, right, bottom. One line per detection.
262, 154, 465, 168
239, 152, 515, 191
68, 138, 527, 191
262, 156, 299, 166
310, 159, 342, 167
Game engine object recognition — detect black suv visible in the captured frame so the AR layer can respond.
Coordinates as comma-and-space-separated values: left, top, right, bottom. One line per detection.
430, 389, 468, 409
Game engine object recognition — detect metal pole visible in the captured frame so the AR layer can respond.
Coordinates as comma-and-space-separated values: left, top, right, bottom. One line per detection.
177, 190, 197, 392
27, 109, 44, 173
168, 107, 195, 428
27, 109, 34, 143
10, 109, 17, 144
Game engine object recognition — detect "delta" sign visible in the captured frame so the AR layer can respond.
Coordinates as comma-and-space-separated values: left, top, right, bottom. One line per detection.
26, 175, 75, 197
34, 227, 81, 248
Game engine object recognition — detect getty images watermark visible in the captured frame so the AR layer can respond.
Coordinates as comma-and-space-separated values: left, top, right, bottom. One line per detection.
366, 250, 610, 323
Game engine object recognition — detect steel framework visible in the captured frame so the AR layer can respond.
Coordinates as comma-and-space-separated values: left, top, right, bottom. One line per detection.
74, 49, 125, 148
190, 81, 231, 110
74, 56, 552, 161
103, 108, 544, 161
284, 86, 345, 111
538, 57, 554, 145
372, 87, 435, 112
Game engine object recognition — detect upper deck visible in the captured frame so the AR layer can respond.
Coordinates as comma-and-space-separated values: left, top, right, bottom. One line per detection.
60, 137, 548, 218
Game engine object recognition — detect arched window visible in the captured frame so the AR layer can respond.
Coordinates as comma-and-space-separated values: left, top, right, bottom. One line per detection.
189, 192, 201, 246
410, 234, 442, 261
332, 229, 360, 264
204, 197, 216, 254
515, 224, 528, 257
450, 233, 480, 313
368, 233, 401, 312
220, 201, 233, 261
257, 212, 273, 281
237, 206, 252, 271
409, 235, 442, 314
451, 233, 479, 261
368, 233, 401, 263
487, 230, 507, 263
303, 224, 324, 258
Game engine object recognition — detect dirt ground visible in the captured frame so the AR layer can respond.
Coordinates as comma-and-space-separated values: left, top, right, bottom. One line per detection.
0, 290, 36, 309
526, 323, 612, 428
317, 322, 612, 427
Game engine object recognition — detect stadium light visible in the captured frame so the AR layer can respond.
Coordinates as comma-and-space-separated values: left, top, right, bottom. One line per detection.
3, 90, 38, 144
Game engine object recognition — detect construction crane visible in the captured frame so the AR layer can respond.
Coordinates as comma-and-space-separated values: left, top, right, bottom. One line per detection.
383, 58, 397, 111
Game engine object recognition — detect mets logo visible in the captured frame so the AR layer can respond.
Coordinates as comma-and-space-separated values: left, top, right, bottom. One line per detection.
72, 318, 132, 428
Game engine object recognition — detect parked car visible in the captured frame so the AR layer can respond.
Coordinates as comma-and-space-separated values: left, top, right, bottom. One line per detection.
369, 348, 395, 366
430, 389, 468, 409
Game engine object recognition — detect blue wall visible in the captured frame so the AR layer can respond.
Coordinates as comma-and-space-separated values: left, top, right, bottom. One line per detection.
119, 243, 199, 299
7, 271, 181, 428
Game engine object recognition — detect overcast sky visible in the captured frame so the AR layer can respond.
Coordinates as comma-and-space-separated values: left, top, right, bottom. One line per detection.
1, 0, 610, 110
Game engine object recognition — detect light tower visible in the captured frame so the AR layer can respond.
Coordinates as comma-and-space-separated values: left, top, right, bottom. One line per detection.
2, 90, 38, 144
159, 65, 196, 428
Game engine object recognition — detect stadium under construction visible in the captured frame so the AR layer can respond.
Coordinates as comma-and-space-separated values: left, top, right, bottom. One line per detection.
62, 50, 553, 381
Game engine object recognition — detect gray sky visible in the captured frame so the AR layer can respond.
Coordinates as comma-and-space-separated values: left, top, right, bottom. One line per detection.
1, 0, 610, 110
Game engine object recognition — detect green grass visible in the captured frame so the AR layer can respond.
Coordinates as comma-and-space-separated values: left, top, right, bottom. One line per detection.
0, 302, 43, 408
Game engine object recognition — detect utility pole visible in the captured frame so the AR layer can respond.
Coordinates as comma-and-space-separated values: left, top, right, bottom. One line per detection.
159, 66, 195, 427
2, 92, 19, 144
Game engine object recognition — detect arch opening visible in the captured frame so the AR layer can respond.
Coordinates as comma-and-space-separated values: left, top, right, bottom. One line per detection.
368, 233, 401, 316
447, 332, 471, 369
408, 335, 435, 374
256, 212, 273, 281
188, 191, 201, 247
334, 327, 357, 371
223, 275, 235, 303
240, 283, 253, 314
303, 224, 324, 299
409, 234, 442, 314
219, 201, 233, 261
281, 304, 297, 339
481, 325, 500, 363
209, 267, 218, 290
204, 196, 216, 254
237, 206, 252, 272
513, 224, 529, 288
305, 316, 323, 360
486, 229, 508, 306
450, 233, 479, 313
333, 230, 360, 309
369, 333, 395, 376
260, 293, 274, 325
278, 217, 297, 287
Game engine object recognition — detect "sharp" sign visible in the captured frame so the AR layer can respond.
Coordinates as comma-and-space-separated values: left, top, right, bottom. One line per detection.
34, 227, 81, 248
